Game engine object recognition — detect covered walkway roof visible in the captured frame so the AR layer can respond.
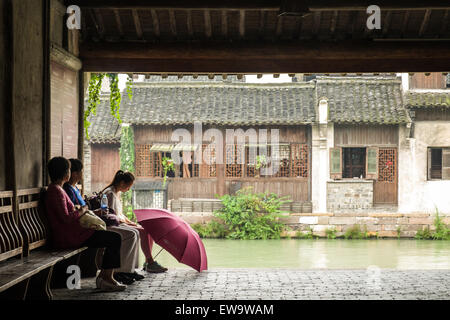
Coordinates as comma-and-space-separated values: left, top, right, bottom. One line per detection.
69, 0, 450, 73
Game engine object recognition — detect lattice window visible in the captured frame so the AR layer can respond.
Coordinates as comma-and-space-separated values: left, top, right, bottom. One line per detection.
291, 144, 308, 178
202, 143, 217, 177
378, 148, 396, 182
135, 144, 162, 177
274, 145, 291, 177
226, 144, 244, 177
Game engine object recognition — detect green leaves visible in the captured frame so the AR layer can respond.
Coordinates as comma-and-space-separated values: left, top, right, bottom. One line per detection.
85, 73, 105, 140
162, 157, 174, 187
119, 125, 135, 221
85, 73, 134, 140
213, 187, 288, 240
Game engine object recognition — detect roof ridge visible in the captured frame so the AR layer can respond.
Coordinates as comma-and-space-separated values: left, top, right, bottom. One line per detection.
130, 82, 316, 89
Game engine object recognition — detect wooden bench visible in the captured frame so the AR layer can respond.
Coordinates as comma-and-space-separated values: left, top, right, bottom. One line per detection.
0, 188, 89, 300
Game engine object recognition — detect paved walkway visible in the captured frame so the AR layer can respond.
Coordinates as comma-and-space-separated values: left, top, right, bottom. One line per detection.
53, 268, 450, 300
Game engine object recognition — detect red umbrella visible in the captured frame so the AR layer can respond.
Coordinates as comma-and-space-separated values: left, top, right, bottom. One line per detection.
134, 208, 208, 272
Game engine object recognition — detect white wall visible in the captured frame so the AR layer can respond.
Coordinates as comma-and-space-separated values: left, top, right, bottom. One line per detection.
398, 122, 450, 214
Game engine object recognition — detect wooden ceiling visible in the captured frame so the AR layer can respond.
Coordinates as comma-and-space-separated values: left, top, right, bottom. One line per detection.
68, 1, 450, 73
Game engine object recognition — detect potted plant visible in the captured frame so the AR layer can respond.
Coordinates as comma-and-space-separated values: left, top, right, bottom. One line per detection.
255, 155, 267, 178
162, 157, 174, 187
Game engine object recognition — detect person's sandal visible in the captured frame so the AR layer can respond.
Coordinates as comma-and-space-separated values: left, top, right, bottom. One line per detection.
96, 277, 127, 292
143, 261, 168, 273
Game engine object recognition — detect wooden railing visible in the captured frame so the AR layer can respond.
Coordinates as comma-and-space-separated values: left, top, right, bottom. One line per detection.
0, 191, 23, 262
17, 188, 48, 256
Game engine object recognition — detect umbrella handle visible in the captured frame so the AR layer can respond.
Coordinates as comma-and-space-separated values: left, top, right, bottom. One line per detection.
153, 247, 164, 260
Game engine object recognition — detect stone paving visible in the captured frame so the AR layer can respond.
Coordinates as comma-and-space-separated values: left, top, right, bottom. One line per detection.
52, 268, 450, 300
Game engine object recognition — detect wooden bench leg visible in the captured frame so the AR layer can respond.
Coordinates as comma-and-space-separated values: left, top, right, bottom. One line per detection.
0, 278, 30, 300
26, 266, 53, 300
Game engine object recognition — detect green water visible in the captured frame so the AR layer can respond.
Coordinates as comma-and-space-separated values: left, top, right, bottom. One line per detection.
141, 239, 450, 270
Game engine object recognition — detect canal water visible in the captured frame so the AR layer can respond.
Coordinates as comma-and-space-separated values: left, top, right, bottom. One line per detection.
142, 239, 450, 270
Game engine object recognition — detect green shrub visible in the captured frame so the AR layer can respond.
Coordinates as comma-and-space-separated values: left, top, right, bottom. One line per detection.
213, 187, 289, 240
295, 228, 315, 239
191, 220, 230, 239
344, 225, 368, 239
325, 227, 337, 239
415, 209, 450, 240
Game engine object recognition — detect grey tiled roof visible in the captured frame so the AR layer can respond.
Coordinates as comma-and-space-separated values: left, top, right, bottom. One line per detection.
316, 76, 409, 124
120, 82, 316, 126
87, 96, 121, 143
404, 91, 450, 109
87, 77, 410, 143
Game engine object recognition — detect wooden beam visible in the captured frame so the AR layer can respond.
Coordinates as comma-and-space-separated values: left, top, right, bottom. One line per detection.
329, 10, 338, 37
441, 10, 449, 37
67, 0, 450, 10
221, 10, 227, 37
382, 11, 392, 37
204, 10, 212, 39
186, 10, 193, 38
419, 9, 431, 37
68, 0, 280, 10
113, 9, 124, 37
259, 10, 265, 38
239, 10, 245, 39
132, 9, 143, 39
312, 11, 321, 37
275, 15, 283, 37
151, 9, 160, 37
79, 40, 450, 73
168, 9, 177, 37
401, 11, 410, 37
89, 9, 105, 39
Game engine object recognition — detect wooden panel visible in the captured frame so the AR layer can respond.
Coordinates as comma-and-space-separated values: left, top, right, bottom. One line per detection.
240, 179, 308, 201
90, 144, 120, 192
12, 0, 45, 189
373, 147, 397, 205
334, 125, 399, 146
0, 0, 6, 191
50, 61, 79, 159
409, 73, 446, 89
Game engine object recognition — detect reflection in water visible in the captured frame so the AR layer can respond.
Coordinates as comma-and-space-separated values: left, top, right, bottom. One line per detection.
141, 239, 450, 270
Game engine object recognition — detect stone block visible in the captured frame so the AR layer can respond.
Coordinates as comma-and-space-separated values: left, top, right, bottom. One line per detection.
329, 217, 356, 225
317, 216, 329, 224
377, 231, 397, 238
364, 224, 381, 232
312, 225, 329, 232
280, 216, 303, 224
369, 213, 404, 218
382, 224, 401, 231
401, 224, 424, 231
400, 231, 416, 238
356, 217, 378, 224
299, 216, 318, 224
377, 218, 397, 224
408, 217, 433, 225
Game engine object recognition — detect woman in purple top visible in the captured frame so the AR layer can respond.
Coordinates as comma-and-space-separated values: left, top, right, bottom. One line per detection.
45, 157, 126, 292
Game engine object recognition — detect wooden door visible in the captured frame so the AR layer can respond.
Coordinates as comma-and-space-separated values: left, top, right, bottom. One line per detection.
373, 148, 397, 205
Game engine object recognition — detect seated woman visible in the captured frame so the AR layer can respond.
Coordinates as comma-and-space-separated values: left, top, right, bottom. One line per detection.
102, 170, 168, 273
45, 156, 126, 292
63, 158, 144, 285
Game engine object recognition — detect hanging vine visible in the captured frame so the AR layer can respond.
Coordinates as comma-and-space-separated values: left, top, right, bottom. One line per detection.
84, 73, 134, 140
119, 125, 136, 221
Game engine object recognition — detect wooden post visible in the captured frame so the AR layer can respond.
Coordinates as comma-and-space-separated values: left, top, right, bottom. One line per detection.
43, 0, 51, 186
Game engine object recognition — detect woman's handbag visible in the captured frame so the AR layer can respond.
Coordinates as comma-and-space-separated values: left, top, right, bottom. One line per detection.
85, 193, 121, 227
79, 210, 107, 231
